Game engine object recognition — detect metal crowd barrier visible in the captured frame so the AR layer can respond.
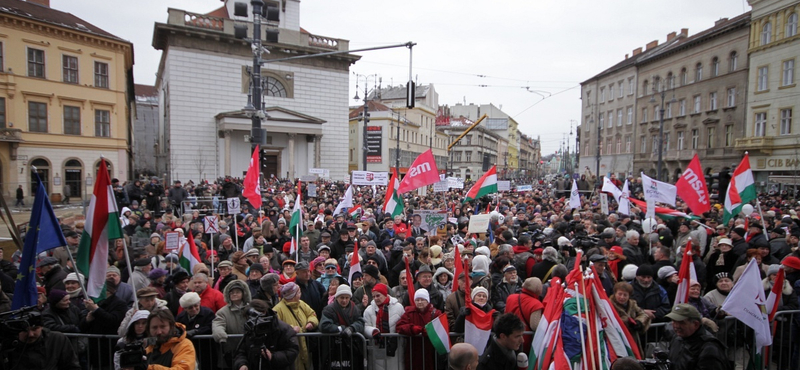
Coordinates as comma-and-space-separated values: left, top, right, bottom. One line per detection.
58, 310, 800, 370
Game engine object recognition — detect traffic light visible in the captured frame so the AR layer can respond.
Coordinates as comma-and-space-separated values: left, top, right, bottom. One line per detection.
260, 149, 269, 175
406, 81, 415, 108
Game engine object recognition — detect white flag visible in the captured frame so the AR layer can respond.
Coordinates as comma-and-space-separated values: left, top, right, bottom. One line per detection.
602, 177, 622, 202
569, 179, 581, 209
333, 185, 354, 217
641, 172, 677, 206
721, 258, 772, 348
618, 180, 631, 215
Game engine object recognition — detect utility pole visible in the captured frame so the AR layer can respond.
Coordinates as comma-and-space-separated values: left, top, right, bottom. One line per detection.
353, 73, 376, 171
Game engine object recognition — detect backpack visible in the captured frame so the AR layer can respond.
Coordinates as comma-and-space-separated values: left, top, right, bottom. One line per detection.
513, 251, 534, 280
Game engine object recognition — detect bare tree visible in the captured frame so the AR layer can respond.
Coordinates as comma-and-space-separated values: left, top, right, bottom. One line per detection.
193, 148, 208, 182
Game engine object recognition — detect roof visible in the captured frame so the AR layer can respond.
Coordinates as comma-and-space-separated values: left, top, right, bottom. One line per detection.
348, 100, 392, 119
368, 84, 430, 101
134, 84, 158, 98
0, 0, 127, 42
582, 37, 681, 84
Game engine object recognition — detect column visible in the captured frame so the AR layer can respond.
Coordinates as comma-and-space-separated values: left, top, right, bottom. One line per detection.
288, 134, 296, 179
314, 135, 322, 168
223, 130, 231, 176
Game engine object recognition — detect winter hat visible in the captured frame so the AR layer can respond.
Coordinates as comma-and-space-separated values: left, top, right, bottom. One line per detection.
474, 246, 491, 257
248, 263, 265, 275
281, 282, 300, 300
372, 283, 389, 297
542, 247, 559, 262
430, 245, 443, 265
782, 256, 800, 270
557, 237, 571, 247
471, 255, 490, 275
363, 264, 380, 280
621, 264, 639, 280
125, 310, 151, 334
768, 264, 781, 276
414, 288, 430, 303
64, 272, 84, 284
636, 265, 655, 277
335, 284, 353, 298
260, 273, 280, 291
471, 286, 489, 300
48, 289, 68, 306
179, 292, 201, 308
657, 266, 678, 281
107, 265, 121, 275
148, 268, 168, 280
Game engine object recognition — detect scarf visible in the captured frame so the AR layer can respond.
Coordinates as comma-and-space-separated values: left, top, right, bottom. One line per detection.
375, 302, 390, 334
607, 259, 620, 280
66, 287, 82, 299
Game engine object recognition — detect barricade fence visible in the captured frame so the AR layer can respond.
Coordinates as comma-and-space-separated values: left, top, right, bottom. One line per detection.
60, 310, 800, 370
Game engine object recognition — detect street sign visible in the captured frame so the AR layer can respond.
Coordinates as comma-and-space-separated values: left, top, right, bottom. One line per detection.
204, 216, 219, 234
165, 232, 180, 252
227, 198, 241, 214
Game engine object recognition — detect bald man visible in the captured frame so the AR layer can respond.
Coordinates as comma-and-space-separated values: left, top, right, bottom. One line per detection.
449, 343, 479, 370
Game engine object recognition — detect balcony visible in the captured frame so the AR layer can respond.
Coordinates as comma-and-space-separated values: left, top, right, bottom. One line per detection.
0, 128, 23, 143
163, 8, 350, 52
735, 136, 774, 154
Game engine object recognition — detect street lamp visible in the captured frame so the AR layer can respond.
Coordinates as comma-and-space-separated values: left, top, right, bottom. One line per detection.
353, 73, 377, 171
649, 80, 676, 182
588, 106, 600, 186
391, 111, 403, 175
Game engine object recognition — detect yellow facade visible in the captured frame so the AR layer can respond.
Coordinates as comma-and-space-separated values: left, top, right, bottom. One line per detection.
0, 4, 133, 202
506, 117, 520, 170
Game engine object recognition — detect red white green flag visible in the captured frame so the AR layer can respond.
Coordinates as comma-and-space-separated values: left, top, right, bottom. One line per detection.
180, 231, 203, 275
425, 313, 451, 354
463, 165, 497, 203
76, 160, 123, 302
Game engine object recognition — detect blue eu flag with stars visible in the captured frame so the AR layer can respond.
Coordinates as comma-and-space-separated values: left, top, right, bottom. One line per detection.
11, 172, 68, 309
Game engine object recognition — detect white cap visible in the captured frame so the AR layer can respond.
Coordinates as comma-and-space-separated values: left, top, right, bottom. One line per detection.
414, 288, 430, 303
335, 284, 352, 298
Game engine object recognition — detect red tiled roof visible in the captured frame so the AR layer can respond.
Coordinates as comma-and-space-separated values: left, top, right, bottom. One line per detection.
349, 101, 392, 119
134, 84, 157, 98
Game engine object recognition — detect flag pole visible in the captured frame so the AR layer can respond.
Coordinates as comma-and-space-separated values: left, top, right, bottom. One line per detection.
581, 269, 598, 370
755, 199, 769, 241
574, 282, 589, 370
210, 234, 215, 282
64, 246, 88, 301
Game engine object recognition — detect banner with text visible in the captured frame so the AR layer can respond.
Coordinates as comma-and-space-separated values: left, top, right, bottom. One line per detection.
351, 171, 389, 186
366, 126, 383, 163
410, 210, 448, 232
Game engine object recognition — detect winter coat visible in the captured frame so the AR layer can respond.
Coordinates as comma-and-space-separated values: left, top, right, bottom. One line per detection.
477, 335, 517, 370
176, 305, 215, 337
212, 280, 252, 356
145, 322, 197, 370
611, 298, 651, 353
320, 300, 366, 370
42, 264, 68, 294
631, 280, 671, 321
504, 289, 543, 353
445, 289, 467, 329
297, 278, 327, 318
491, 278, 521, 313
117, 298, 168, 336
198, 284, 227, 313
273, 299, 319, 370
396, 303, 442, 370
666, 325, 728, 370
4, 328, 81, 370
232, 318, 300, 370
363, 296, 406, 370
402, 282, 445, 311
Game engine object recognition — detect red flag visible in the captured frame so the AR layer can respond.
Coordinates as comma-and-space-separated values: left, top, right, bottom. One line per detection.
452, 245, 463, 293
404, 256, 415, 304
243, 145, 262, 209
464, 260, 472, 306
674, 239, 696, 305
397, 149, 441, 194
675, 154, 710, 215
348, 240, 361, 283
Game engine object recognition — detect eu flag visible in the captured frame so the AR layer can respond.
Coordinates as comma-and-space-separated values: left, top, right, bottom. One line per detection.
11, 172, 68, 309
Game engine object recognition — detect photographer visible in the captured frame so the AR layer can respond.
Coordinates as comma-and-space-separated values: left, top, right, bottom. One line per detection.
665, 304, 727, 370
144, 309, 196, 370
114, 310, 149, 370
233, 299, 299, 370
1, 311, 81, 370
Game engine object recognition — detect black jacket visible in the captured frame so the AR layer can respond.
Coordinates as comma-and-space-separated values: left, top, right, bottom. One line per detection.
233, 319, 299, 370
176, 306, 215, 337
477, 335, 517, 370
631, 280, 671, 321
298, 278, 327, 318
2, 329, 81, 370
666, 325, 729, 370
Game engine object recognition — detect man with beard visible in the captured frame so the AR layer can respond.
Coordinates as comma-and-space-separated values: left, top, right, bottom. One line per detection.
630, 265, 671, 322
3, 312, 81, 369
144, 309, 197, 369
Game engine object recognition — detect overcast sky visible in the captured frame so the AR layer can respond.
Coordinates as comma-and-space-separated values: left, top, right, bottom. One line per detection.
53, 0, 748, 155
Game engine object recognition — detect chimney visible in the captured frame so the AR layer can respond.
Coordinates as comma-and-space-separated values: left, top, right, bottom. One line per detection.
625, 53, 629, 60
26, 0, 50, 7
715, 18, 729, 26
680, 28, 689, 37
632, 47, 643, 56
666, 32, 677, 42
645, 40, 659, 50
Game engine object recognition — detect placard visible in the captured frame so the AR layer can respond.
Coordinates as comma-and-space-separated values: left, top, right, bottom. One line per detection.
307, 184, 317, 197
447, 177, 464, 189
468, 214, 492, 233
365, 126, 383, 163
433, 180, 449, 192
300, 175, 317, 182
204, 216, 219, 234
497, 181, 511, 192
646, 198, 656, 220
600, 193, 609, 215
411, 210, 448, 232
516, 185, 532, 192
351, 171, 389, 186
227, 197, 241, 214
165, 232, 180, 252
309, 168, 330, 178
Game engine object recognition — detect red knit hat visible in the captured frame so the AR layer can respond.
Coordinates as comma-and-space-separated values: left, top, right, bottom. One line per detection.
283, 241, 292, 253
782, 256, 800, 270
372, 283, 389, 297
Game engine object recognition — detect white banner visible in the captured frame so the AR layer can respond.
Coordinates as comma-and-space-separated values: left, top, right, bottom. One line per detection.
600, 193, 609, 215
411, 210, 448, 232
226, 198, 241, 214
307, 184, 317, 197
165, 232, 180, 252
641, 172, 677, 206
351, 171, 389, 186
433, 180, 449, 192
204, 216, 219, 234
309, 168, 330, 178
468, 214, 492, 233
516, 185, 532, 192
497, 181, 511, 192
447, 177, 464, 189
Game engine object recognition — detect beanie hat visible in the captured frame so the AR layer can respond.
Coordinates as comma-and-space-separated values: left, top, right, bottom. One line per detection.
335, 284, 353, 298
106, 265, 121, 275
474, 246, 491, 257
768, 264, 781, 276
260, 273, 280, 291
281, 282, 300, 300
363, 264, 380, 280
471, 255, 490, 275
636, 265, 655, 277
471, 286, 489, 300
782, 256, 800, 270
248, 263, 265, 275
64, 272, 84, 284
148, 268, 168, 280
372, 283, 389, 297
179, 292, 201, 308
414, 288, 430, 303
657, 266, 678, 281
621, 264, 639, 280
48, 289, 68, 307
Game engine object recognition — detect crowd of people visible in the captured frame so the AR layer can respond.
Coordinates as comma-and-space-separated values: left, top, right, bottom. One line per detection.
2, 172, 800, 370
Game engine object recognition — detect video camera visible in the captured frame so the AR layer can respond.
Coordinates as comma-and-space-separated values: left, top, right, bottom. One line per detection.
118, 340, 148, 370
637, 351, 671, 370
0, 306, 41, 337
245, 309, 277, 336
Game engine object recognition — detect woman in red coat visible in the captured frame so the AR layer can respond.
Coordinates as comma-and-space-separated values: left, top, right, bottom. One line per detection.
504, 277, 544, 353
396, 289, 442, 370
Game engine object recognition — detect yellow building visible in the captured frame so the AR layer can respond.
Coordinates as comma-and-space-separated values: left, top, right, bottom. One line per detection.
0, 0, 133, 203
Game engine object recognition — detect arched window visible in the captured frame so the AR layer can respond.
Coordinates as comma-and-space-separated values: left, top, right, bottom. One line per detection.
654, 76, 661, 91
264, 77, 287, 97
667, 72, 674, 89
761, 22, 772, 45
30, 158, 50, 194
642, 80, 649, 94
695, 63, 703, 82
680, 68, 688, 85
95, 159, 113, 181
787, 13, 798, 37
64, 159, 82, 198
729, 51, 738, 72
712, 57, 720, 77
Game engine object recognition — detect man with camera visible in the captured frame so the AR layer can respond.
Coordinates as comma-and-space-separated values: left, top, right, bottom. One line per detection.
144, 309, 196, 370
1, 311, 81, 370
233, 299, 299, 370
665, 304, 727, 370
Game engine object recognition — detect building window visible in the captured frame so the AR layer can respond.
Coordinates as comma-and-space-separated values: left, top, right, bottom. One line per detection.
28, 102, 47, 132
761, 22, 772, 45
642, 80, 649, 95
465, 151, 472, 162
712, 57, 719, 77
678, 131, 684, 150
781, 109, 793, 135
616, 138, 621, 154
627, 107, 633, 124
664, 133, 671, 150
640, 136, 646, 153
0, 42, 3, 71
62, 55, 78, 84
654, 76, 661, 91
625, 136, 631, 153
599, 113, 604, 128
617, 109, 623, 126
691, 129, 699, 149
600, 88, 605, 101
727, 88, 736, 107
787, 13, 798, 38
654, 106, 660, 121
783, 59, 795, 86
586, 91, 591, 106
94, 62, 109, 88
628, 79, 634, 95
609, 85, 614, 100
607, 141, 612, 155
0, 97, 5, 129
679, 99, 686, 116
725, 125, 733, 146
707, 127, 715, 148
28, 48, 45, 78
63, 106, 81, 135
641, 108, 647, 123
758, 66, 769, 91
755, 112, 767, 137
95, 109, 110, 137
652, 136, 658, 155
608, 111, 613, 127
667, 72, 674, 89
665, 102, 673, 118
695, 63, 703, 82
729, 52, 738, 72
680, 68, 688, 85
709, 92, 718, 110
618, 82, 624, 98
693, 95, 701, 113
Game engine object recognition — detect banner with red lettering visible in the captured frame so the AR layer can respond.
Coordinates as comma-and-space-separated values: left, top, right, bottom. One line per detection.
397, 149, 441, 194
675, 154, 710, 215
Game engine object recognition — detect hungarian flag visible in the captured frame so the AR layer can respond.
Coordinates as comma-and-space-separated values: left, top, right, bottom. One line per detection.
425, 313, 451, 354
589, 270, 641, 361
243, 145, 262, 210
289, 182, 303, 256
465, 302, 495, 355
348, 204, 362, 219
397, 149, 441, 194
76, 160, 123, 302
723, 153, 756, 224
452, 245, 463, 293
180, 230, 203, 275
384, 168, 404, 217
627, 198, 698, 221
764, 266, 785, 369
463, 165, 497, 203
675, 154, 710, 215
529, 277, 566, 370
348, 240, 362, 283
674, 239, 697, 305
